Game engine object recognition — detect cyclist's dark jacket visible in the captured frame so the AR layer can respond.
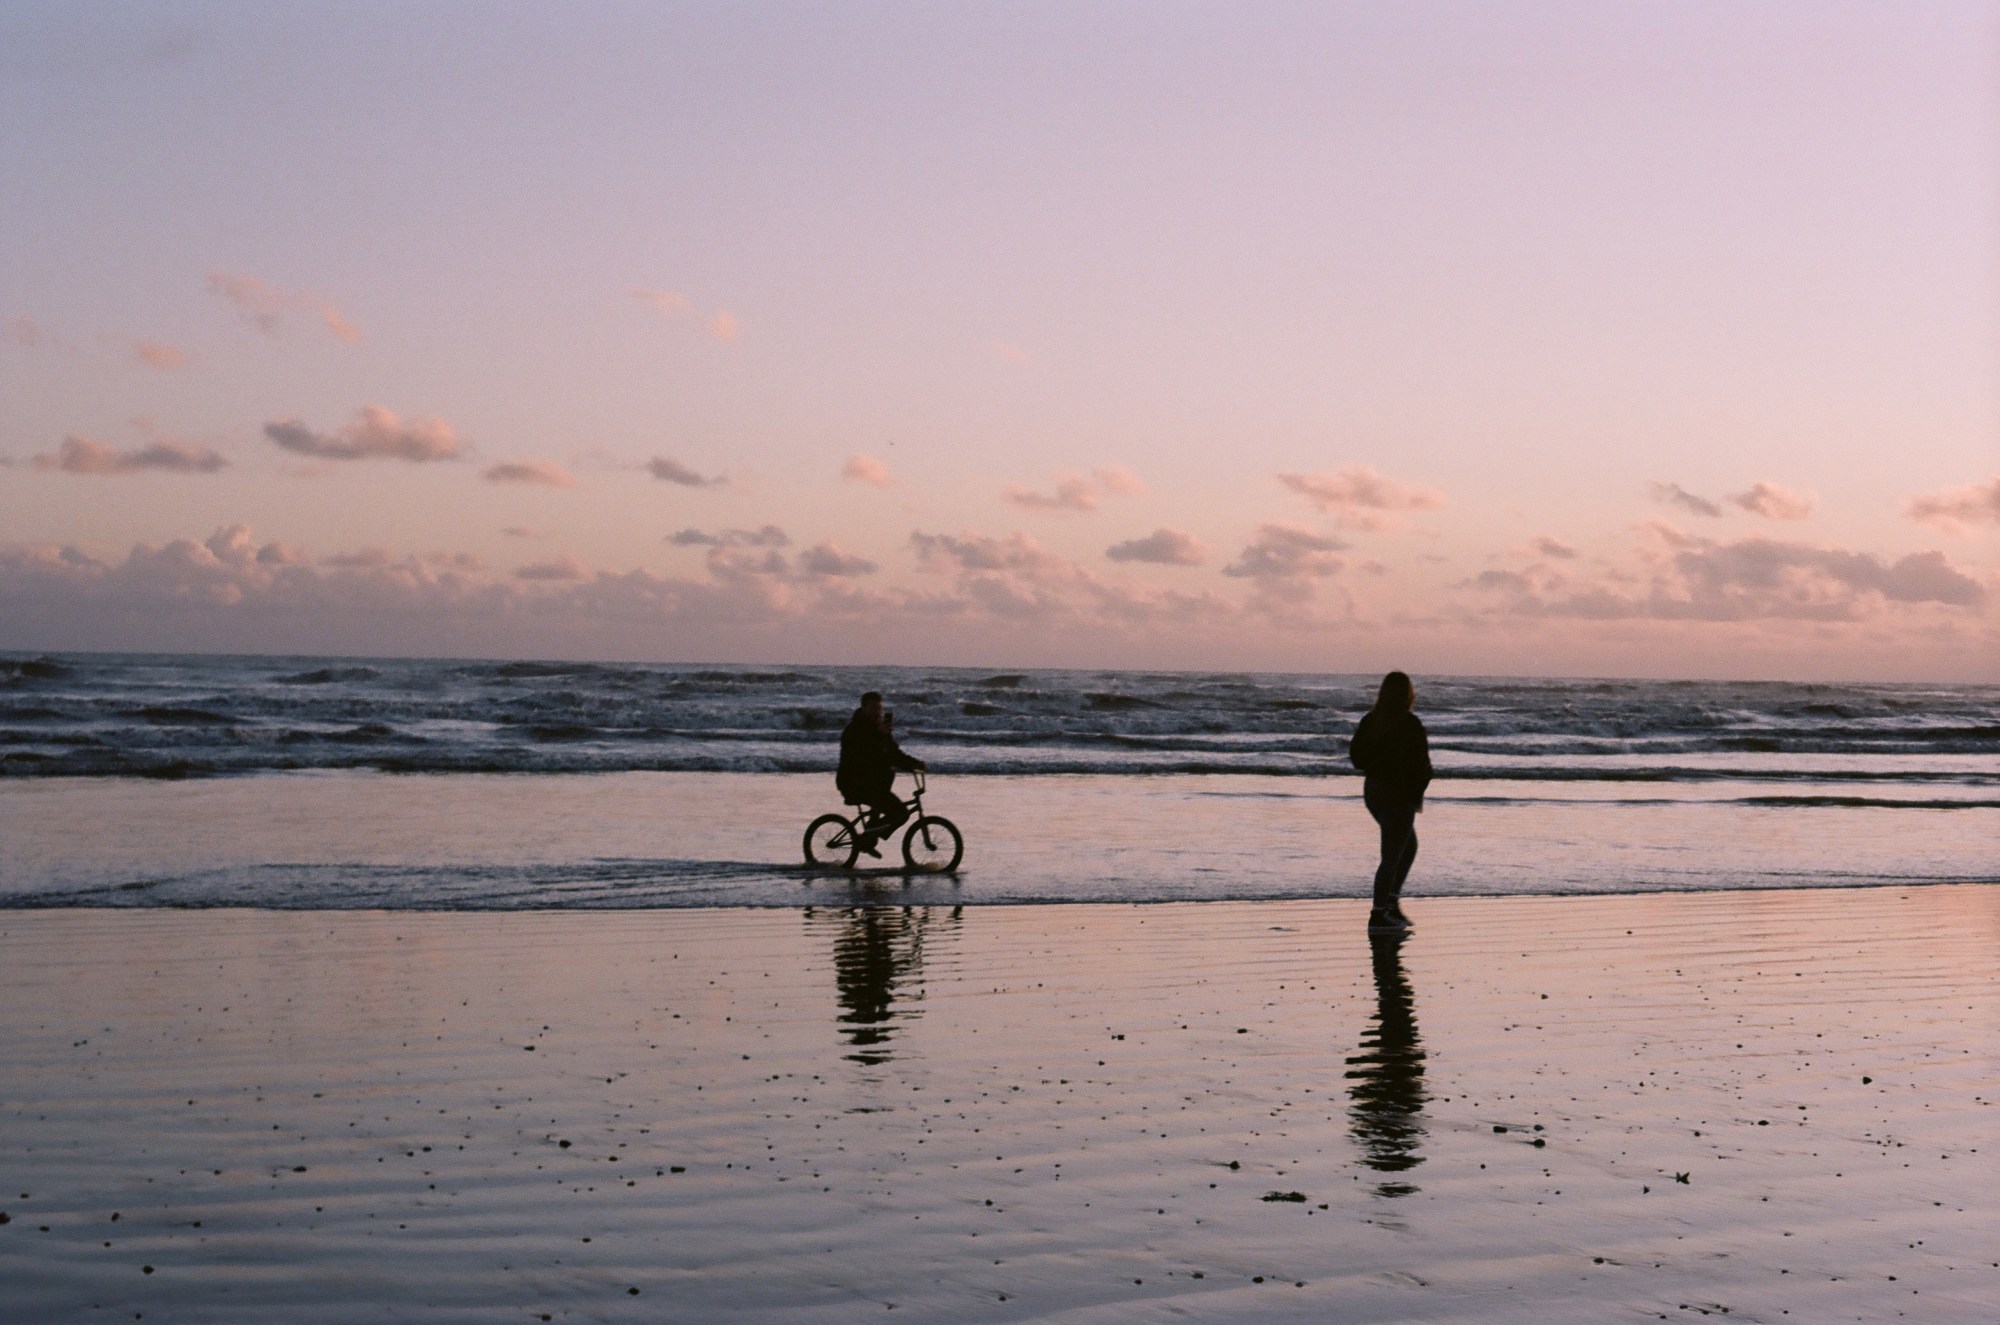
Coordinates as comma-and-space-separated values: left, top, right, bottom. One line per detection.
1348, 709, 1433, 811
837, 708, 919, 804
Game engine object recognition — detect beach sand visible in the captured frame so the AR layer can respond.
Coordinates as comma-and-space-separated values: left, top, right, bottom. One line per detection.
2, 885, 1994, 1323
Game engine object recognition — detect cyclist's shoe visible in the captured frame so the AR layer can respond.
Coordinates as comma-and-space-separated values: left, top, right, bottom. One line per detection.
857, 834, 882, 859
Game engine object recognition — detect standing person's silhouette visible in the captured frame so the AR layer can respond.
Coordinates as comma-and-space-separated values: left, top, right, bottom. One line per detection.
836, 691, 926, 858
1348, 671, 1432, 931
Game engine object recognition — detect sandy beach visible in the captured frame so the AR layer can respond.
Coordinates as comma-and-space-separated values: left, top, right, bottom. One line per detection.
1, 884, 1993, 1323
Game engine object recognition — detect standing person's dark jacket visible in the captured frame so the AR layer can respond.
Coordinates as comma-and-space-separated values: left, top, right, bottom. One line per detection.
1349, 710, 1433, 810
837, 708, 919, 804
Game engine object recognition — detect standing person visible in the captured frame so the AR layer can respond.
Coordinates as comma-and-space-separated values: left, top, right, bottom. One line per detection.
1348, 671, 1433, 931
837, 691, 926, 858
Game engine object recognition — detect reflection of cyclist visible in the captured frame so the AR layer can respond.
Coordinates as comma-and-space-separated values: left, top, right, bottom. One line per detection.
837, 691, 927, 857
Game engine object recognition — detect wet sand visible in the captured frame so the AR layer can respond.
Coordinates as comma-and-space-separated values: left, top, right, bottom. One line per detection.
1, 885, 1995, 1322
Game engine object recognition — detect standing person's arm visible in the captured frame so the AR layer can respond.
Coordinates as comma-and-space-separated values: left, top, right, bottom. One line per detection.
1408, 716, 1433, 810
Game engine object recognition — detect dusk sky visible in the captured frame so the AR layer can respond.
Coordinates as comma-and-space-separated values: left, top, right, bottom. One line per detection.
4, 2, 1996, 678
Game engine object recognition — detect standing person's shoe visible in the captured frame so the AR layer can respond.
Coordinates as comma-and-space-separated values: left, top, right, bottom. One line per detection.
1367, 908, 1411, 932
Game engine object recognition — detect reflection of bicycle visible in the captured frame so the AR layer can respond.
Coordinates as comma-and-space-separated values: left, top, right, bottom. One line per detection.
804, 771, 964, 873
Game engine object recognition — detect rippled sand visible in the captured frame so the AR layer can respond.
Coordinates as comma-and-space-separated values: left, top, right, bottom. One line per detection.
2, 886, 1995, 1322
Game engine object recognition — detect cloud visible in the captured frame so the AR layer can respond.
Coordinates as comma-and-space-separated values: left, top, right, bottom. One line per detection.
1907, 477, 2000, 533
5, 316, 45, 347
1730, 482, 1813, 521
323, 546, 396, 569
993, 342, 1030, 364
135, 342, 191, 371
482, 460, 575, 488
209, 271, 361, 345
647, 457, 723, 487
1647, 481, 1724, 518
1106, 528, 1211, 566
1529, 535, 1579, 560
633, 288, 738, 343
515, 556, 589, 582
1468, 528, 1986, 621
842, 453, 896, 488
1222, 524, 1347, 581
1279, 468, 1445, 531
912, 531, 1068, 575
265, 406, 466, 462
502, 526, 551, 539
31, 434, 226, 475
668, 525, 789, 548
797, 542, 878, 577
1004, 467, 1145, 513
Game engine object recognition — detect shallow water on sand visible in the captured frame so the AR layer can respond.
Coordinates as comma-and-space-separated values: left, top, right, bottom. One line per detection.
2, 769, 1995, 909
1, 886, 1994, 1322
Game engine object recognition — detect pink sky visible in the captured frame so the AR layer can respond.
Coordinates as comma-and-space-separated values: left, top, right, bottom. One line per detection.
2, 3, 1995, 679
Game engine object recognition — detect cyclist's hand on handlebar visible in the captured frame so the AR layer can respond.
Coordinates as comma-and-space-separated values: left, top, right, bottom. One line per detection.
915, 759, 929, 772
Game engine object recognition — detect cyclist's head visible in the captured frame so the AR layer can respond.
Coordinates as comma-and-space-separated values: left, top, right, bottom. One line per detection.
860, 691, 883, 713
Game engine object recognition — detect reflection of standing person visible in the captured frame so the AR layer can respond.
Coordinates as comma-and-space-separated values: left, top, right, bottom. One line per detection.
1348, 670, 1432, 931
1345, 929, 1428, 1195
836, 691, 926, 857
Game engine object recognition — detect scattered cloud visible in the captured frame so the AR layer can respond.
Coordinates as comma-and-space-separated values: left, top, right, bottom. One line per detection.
31, 434, 226, 475
1907, 477, 2000, 533
135, 341, 191, 371
5, 316, 46, 348
1730, 482, 1813, 521
1106, 528, 1211, 566
1530, 535, 1579, 560
1468, 528, 1986, 621
323, 546, 396, 569
516, 556, 590, 582
502, 526, 550, 539
842, 453, 896, 488
265, 406, 466, 462
668, 526, 789, 548
1647, 481, 1724, 518
797, 542, 878, 577
1222, 523, 1347, 586
647, 456, 723, 487
632, 288, 739, 343
483, 460, 575, 488
209, 271, 362, 345
993, 342, 1030, 364
1005, 466, 1146, 513
1279, 467, 1444, 530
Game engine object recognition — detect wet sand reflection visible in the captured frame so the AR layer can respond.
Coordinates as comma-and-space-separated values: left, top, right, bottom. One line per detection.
1346, 928, 1428, 1195
808, 904, 960, 1065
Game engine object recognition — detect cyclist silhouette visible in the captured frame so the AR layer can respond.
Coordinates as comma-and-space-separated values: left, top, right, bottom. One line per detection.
836, 691, 927, 857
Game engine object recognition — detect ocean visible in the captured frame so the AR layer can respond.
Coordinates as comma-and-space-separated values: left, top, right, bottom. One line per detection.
2, 653, 1994, 908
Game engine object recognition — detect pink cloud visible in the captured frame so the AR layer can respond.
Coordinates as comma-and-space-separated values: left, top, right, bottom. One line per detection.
1222, 524, 1346, 581
632, 289, 692, 318
31, 434, 226, 475
709, 310, 740, 342
1907, 477, 2000, 533
647, 457, 723, 487
209, 272, 361, 345
502, 526, 552, 539
797, 541, 878, 577
264, 406, 466, 463
1004, 467, 1145, 513
1530, 535, 1580, 560
669, 526, 788, 548
842, 453, 896, 487
1468, 530, 1985, 621
993, 342, 1030, 364
1730, 482, 1814, 521
633, 288, 738, 344
1647, 481, 1723, 518
483, 460, 575, 488
1278, 468, 1444, 533
136, 342, 191, 371
1106, 528, 1210, 566
5, 316, 45, 348
516, 556, 590, 582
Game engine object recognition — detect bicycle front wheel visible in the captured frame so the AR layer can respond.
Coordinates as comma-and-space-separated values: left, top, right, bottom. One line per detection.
901, 815, 963, 873
804, 813, 859, 869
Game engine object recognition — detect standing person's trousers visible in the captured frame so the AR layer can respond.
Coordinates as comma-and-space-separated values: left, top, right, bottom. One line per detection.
1365, 794, 1419, 909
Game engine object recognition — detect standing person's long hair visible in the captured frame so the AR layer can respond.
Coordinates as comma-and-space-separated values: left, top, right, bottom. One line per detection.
1373, 670, 1415, 715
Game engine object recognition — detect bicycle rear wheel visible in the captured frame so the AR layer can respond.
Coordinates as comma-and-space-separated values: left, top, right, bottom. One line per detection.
804, 813, 859, 869
901, 815, 963, 873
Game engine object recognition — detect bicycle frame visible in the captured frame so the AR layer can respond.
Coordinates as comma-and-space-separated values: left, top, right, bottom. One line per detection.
857, 769, 926, 833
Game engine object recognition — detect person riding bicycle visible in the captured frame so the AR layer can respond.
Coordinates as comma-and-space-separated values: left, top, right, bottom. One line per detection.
836, 691, 927, 857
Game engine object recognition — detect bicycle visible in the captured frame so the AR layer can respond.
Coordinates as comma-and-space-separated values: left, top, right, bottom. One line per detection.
803, 770, 964, 873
